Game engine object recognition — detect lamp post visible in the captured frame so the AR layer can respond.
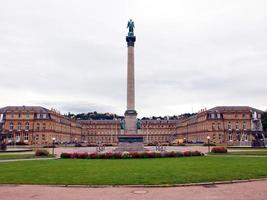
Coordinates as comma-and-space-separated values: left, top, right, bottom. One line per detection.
207, 136, 210, 153
52, 137, 55, 156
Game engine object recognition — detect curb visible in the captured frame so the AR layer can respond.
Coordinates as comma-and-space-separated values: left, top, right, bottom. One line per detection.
0, 178, 267, 188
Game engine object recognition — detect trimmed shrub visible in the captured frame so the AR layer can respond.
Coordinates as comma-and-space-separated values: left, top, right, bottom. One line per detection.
60, 150, 204, 159
183, 151, 192, 157
16, 141, 28, 145
211, 147, 227, 153
77, 153, 88, 159
130, 152, 141, 158
166, 151, 176, 157
43, 145, 56, 148
177, 143, 186, 146
203, 143, 216, 146
89, 153, 99, 159
175, 151, 184, 157
61, 153, 72, 158
191, 151, 202, 156
112, 153, 122, 159
35, 149, 49, 156
103, 152, 113, 159
0, 143, 7, 151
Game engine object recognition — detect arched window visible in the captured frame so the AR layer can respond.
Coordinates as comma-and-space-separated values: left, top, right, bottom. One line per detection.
18, 122, 22, 131
25, 122, 30, 131
9, 122, 14, 131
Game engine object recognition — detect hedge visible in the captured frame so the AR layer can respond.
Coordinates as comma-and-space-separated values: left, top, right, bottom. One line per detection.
60, 151, 204, 159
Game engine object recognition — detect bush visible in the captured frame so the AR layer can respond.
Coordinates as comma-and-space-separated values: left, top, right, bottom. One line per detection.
77, 153, 88, 159
183, 151, 192, 157
60, 153, 72, 158
211, 147, 227, 153
203, 143, 216, 146
35, 149, 49, 156
112, 153, 122, 159
43, 145, 56, 148
89, 153, 99, 159
130, 152, 141, 158
177, 143, 186, 146
191, 151, 202, 156
103, 152, 113, 159
16, 141, 28, 145
75, 143, 82, 147
175, 151, 184, 157
60, 150, 204, 159
0, 143, 7, 151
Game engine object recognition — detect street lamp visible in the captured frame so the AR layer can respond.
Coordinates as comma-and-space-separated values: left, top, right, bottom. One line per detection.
52, 137, 56, 156
207, 136, 211, 153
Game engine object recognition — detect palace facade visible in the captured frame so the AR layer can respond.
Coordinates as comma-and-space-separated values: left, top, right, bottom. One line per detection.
176, 106, 264, 145
0, 106, 264, 146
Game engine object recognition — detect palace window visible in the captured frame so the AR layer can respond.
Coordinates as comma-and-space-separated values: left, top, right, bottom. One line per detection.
227, 122, 232, 130
245, 134, 248, 141
236, 122, 239, 130
218, 123, 221, 130
212, 123, 215, 130
11, 113, 14, 118
242, 114, 246, 118
43, 123, 46, 130
228, 134, 233, 141
16, 133, 20, 141
18, 113, 21, 118
25, 122, 30, 131
9, 122, 14, 131
242, 122, 247, 130
26, 113, 30, 118
24, 133, 29, 141
42, 134, 46, 141
217, 113, 221, 119
36, 123, 40, 130
17, 122, 22, 131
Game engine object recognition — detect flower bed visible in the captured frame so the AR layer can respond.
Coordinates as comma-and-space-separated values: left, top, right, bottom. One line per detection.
211, 147, 227, 153
60, 151, 204, 159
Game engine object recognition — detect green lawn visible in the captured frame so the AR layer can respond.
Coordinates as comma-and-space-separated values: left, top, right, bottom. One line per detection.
0, 157, 267, 185
0, 154, 53, 160
224, 151, 267, 156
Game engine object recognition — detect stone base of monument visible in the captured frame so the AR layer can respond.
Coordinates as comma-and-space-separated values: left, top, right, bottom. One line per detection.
114, 135, 147, 152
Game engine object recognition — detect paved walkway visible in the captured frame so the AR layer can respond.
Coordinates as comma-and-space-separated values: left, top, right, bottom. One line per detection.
0, 157, 57, 163
0, 180, 267, 200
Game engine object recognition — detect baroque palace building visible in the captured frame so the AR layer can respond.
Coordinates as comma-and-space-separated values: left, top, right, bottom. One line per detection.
176, 106, 263, 145
0, 106, 264, 145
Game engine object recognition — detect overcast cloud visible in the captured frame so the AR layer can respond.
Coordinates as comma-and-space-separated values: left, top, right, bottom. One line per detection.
0, 0, 267, 117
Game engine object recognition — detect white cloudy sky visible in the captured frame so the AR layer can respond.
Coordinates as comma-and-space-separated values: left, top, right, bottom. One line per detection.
0, 0, 267, 117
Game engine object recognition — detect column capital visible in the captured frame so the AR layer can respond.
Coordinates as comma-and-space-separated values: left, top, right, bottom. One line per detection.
126, 36, 136, 47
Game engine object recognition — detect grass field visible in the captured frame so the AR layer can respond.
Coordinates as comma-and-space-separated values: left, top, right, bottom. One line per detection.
0, 154, 53, 160
218, 151, 267, 156
0, 157, 267, 185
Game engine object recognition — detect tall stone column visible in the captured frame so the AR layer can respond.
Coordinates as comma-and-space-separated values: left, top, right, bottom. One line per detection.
124, 20, 137, 135
115, 20, 144, 152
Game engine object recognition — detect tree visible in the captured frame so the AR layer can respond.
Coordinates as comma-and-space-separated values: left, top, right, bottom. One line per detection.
261, 112, 267, 131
